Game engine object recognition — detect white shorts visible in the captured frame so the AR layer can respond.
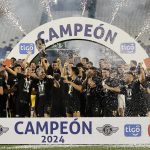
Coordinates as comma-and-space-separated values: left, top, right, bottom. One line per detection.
118, 94, 125, 109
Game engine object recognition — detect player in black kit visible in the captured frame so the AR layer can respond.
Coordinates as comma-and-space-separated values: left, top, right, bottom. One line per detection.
64, 67, 82, 117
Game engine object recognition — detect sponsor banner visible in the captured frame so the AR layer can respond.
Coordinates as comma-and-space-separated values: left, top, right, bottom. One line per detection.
124, 124, 141, 137
7, 17, 148, 65
19, 43, 35, 54
0, 118, 150, 145
120, 43, 136, 54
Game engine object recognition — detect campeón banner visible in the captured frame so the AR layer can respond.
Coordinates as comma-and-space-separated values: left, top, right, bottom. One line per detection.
7, 17, 148, 64
0, 118, 150, 145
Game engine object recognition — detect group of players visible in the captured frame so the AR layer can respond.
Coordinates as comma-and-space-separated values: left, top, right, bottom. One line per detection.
0, 53, 150, 118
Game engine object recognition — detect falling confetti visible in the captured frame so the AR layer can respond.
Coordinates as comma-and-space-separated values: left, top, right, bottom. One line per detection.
110, 0, 128, 24
81, 0, 87, 16
40, 0, 53, 21
0, 0, 26, 35
135, 14, 150, 40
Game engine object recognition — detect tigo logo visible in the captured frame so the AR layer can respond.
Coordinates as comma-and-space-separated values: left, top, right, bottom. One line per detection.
19, 43, 34, 54
120, 43, 136, 54
124, 124, 141, 137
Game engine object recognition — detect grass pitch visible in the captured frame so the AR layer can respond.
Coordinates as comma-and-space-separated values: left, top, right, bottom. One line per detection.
0, 145, 150, 150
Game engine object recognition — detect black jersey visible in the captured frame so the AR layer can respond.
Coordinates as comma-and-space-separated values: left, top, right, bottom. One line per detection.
0, 77, 8, 117
35, 77, 53, 117
121, 80, 147, 116
15, 73, 35, 117
86, 76, 103, 117
36, 77, 53, 99
67, 77, 82, 113
87, 76, 103, 97
103, 77, 119, 107
16, 73, 34, 100
143, 76, 150, 111
69, 77, 82, 102
51, 78, 66, 117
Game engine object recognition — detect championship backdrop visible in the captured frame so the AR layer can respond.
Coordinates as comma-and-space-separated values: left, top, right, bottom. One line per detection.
7, 17, 149, 66
0, 0, 150, 147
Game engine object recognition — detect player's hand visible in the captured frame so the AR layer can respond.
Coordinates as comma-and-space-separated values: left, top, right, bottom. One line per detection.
46, 75, 54, 79
63, 79, 71, 84
57, 58, 61, 64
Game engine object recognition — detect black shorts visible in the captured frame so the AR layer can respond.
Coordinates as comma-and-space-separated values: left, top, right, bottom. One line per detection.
9, 95, 15, 111
144, 94, 150, 111
36, 97, 51, 117
0, 95, 7, 117
126, 101, 147, 117
104, 99, 118, 111
66, 97, 80, 114
86, 95, 101, 117
16, 99, 30, 117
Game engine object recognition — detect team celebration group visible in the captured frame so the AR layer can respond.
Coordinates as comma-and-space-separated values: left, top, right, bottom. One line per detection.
0, 48, 150, 118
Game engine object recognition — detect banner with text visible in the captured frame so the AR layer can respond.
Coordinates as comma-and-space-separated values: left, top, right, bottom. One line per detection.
7, 17, 148, 65
0, 118, 150, 145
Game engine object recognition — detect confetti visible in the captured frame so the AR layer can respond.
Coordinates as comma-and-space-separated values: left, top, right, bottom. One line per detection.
40, 0, 53, 21
0, 0, 26, 35
135, 13, 150, 40
110, 0, 128, 24
81, 0, 87, 16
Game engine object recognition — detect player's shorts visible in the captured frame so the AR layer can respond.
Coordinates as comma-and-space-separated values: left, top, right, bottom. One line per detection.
36, 96, 51, 117
66, 97, 80, 114
16, 99, 30, 117
118, 94, 125, 109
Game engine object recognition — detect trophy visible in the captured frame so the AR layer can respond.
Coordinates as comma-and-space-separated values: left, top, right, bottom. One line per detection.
35, 38, 47, 58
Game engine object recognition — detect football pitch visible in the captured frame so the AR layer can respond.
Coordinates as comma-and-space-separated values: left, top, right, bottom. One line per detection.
0, 146, 150, 150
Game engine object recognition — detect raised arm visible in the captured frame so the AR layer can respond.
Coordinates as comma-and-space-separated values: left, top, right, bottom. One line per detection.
46, 75, 60, 88
138, 64, 145, 83
64, 79, 82, 92
41, 58, 49, 71
4, 65, 17, 76
103, 84, 121, 93
22, 49, 32, 69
